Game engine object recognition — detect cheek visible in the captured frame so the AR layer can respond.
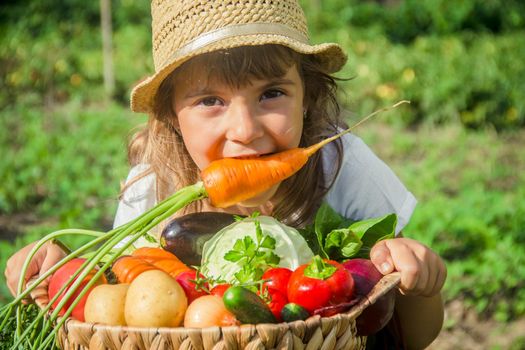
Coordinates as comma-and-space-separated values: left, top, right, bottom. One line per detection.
178, 113, 219, 170
268, 108, 303, 149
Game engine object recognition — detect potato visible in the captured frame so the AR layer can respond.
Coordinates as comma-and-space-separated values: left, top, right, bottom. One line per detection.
84, 283, 129, 326
125, 270, 187, 327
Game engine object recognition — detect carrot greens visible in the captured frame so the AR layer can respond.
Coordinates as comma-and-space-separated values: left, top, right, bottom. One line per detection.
0, 182, 207, 349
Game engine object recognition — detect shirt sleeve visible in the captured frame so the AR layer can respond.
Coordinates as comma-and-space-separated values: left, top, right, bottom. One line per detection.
113, 164, 157, 229
323, 133, 417, 234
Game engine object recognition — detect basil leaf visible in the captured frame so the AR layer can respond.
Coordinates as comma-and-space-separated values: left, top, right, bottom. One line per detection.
349, 213, 397, 258
324, 228, 363, 259
313, 203, 346, 258
314, 202, 346, 237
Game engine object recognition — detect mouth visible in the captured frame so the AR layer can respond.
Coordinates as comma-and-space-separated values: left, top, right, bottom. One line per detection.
232, 154, 261, 160
229, 152, 274, 160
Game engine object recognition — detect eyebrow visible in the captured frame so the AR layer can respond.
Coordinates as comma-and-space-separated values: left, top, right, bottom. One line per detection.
259, 78, 296, 90
184, 88, 219, 99
183, 78, 296, 99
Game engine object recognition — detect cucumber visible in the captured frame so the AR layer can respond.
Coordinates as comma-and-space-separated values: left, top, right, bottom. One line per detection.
281, 303, 310, 322
222, 286, 277, 324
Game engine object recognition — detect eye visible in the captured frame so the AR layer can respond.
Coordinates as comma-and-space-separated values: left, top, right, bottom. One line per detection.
198, 97, 222, 107
260, 89, 285, 101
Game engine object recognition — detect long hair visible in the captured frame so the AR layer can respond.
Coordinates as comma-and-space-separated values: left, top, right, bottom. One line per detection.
123, 45, 345, 228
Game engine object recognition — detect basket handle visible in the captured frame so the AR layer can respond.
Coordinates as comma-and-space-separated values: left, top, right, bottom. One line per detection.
346, 272, 401, 319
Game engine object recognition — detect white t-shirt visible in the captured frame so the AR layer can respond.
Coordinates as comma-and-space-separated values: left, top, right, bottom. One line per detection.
113, 133, 417, 234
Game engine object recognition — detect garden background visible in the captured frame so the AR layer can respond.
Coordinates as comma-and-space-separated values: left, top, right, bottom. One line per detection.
1, 0, 524, 348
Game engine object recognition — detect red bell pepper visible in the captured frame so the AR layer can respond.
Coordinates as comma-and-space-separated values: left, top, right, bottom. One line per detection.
287, 256, 354, 313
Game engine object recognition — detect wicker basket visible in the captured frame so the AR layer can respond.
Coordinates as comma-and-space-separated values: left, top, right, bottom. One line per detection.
52, 273, 400, 350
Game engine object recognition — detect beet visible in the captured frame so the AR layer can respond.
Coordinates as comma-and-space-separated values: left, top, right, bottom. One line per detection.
342, 259, 396, 336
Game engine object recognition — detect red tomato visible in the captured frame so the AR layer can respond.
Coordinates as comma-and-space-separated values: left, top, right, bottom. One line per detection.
175, 270, 209, 303
262, 267, 292, 297
287, 256, 354, 313
48, 258, 107, 322
210, 283, 231, 297
265, 289, 288, 322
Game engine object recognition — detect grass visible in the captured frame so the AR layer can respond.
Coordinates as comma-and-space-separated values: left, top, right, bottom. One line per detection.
358, 121, 525, 321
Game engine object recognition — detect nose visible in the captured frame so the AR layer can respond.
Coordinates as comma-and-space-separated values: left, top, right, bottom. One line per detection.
224, 98, 264, 144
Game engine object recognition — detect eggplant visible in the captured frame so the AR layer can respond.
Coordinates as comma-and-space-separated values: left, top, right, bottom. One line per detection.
160, 212, 236, 266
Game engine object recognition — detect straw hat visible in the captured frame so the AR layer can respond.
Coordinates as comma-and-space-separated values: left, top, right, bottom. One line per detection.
130, 0, 348, 113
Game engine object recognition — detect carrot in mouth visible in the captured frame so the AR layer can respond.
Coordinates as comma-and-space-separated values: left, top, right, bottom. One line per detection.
201, 100, 409, 208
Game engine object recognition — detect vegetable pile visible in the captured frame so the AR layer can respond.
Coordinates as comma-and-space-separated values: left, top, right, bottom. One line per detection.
0, 102, 406, 349
124, 211, 396, 330
34, 212, 397, 332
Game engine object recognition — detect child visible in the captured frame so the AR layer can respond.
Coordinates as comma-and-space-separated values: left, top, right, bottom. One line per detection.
6, 0, 446, 348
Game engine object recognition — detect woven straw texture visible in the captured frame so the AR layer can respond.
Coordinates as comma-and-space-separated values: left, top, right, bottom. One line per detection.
130, 0, 347, 113
54, 273, 400, 350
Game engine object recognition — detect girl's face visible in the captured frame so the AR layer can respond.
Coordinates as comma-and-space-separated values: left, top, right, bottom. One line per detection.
173, 64, 304, 207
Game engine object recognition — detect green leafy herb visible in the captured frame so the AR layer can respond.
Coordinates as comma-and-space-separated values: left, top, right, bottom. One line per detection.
223, 220, 280, 285
0, 304, 55, 349
325, 228, 363, 259
299, 202, 397, 260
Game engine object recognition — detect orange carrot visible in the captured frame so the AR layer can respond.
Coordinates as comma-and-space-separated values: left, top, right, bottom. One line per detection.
112, 256, 157, 284
132, 247, 191, 277
202, 101, 409, 208
112, 247, 191, 283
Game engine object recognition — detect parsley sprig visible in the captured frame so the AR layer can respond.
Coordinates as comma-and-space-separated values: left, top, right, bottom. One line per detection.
224, 220, 280, 285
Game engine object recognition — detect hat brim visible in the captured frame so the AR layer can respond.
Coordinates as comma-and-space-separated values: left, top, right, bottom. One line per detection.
130, 34, 347, 113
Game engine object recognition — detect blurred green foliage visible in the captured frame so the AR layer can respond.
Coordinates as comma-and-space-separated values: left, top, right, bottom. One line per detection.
305, 0, 525, 42
360, 124, 525, 322
0, 0, 524, 325
299, 0, 525, 129
0, 0, 151, 107
0, 100, 139, 223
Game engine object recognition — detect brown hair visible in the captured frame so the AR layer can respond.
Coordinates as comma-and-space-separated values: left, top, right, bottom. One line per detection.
124, 45, 345, 228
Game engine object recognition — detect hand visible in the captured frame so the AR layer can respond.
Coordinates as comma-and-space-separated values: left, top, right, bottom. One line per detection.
370, 237, 446, 297
4, 241, 67, 304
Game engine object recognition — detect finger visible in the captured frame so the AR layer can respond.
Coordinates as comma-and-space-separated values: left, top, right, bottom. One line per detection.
6, 273, 17, 297
411, 245, 431, 295
426, 256, 447, 297
370, 240, 395, 275
413, 257, 429, 296
28, 277, 50, 308
40, 243, 67, 277
385, 240, 421, 293
5, 242, 46, 298
6, 266, 32, 303
29, 243, 67, 302
5, 257, 36, 297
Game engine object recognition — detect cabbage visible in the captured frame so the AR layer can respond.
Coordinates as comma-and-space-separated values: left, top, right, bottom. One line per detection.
201, 216, 313, 283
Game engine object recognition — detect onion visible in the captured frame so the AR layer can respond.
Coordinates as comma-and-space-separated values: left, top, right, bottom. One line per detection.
184, 295, 238, 328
